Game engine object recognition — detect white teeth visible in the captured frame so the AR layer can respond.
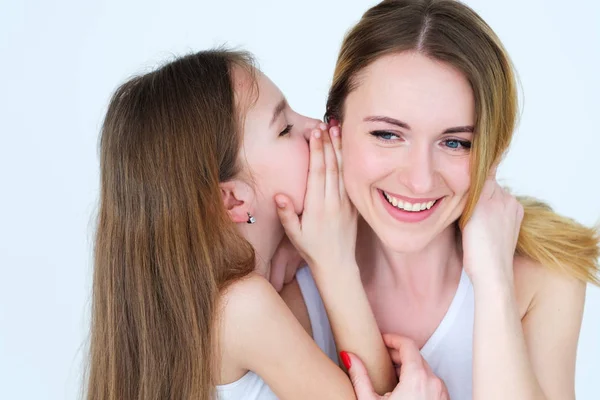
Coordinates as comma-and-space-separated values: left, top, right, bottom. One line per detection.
383, 191, 437, 212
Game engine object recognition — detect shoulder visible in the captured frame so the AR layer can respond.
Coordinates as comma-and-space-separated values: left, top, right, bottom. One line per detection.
216, 273, 285, 380
513, 256, 586, 319
218, 273, 284, 331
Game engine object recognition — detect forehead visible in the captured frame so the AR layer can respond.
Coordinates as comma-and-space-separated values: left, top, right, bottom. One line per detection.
232, 66, 282, 119
349, 52, 475, 126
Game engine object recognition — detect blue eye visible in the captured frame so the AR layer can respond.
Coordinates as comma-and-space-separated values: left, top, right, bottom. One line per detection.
443, 139, 471, 150
369, 130, 401, 141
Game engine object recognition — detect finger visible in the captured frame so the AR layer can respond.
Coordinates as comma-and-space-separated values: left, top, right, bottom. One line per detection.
383, 334, 423, 371
343, 352, 378, 399
329, 125, 345, 196
305, 129, 325, 208
284, 255, 303, 285
269, 254, 286, 293
269, 236, 295, 292
320, 122, 339, 200
275, 194, 302, 241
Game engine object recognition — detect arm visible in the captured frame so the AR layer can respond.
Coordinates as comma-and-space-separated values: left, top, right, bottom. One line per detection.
275, 123, 396, 394
473, 265, 585, 400
472, 271, 545, 400
521, 267, 585, 399
219, 273, 356, 400
464, 178, 585, 400
310, 260, 397, 395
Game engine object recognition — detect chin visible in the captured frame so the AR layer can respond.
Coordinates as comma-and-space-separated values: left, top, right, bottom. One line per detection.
379, 230, 436, 253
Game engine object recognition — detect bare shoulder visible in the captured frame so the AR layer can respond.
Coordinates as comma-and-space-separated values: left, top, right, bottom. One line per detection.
513, 255, 586, 319
216, 273, 284, 383
218, 272, 283, 333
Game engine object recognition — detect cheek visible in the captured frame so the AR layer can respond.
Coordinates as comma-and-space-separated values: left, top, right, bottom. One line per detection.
341, 135, 387, 205
271, 139, 309, 212
248, 139, 309, 214
439, 155, 471, 196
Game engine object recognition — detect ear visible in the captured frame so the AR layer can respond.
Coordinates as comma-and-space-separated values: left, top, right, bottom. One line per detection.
220, 180, 252, 224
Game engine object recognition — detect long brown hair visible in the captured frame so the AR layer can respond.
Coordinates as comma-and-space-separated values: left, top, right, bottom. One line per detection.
326, 0, 599, 284
87, 50, 257, 400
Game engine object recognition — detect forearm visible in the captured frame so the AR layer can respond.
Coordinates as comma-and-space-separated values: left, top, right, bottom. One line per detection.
311, 262, 397, 395
472, 278, 546, 400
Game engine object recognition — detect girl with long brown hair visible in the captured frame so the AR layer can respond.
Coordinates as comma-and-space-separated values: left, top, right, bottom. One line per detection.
88, 46, 437, 400
278, 1, 599, 399
86, 49, 366, 400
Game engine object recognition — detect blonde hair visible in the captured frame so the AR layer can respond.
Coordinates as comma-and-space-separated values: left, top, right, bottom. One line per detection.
325, 0, 599, 284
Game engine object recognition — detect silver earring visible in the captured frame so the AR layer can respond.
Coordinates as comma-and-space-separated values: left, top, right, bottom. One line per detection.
247, 213, 256, 224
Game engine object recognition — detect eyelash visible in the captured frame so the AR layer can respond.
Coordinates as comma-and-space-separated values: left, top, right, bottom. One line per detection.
370, 130, 401, 141
442, 138, 472, 150
279, 124, 293, 137
369, 130, 472, 151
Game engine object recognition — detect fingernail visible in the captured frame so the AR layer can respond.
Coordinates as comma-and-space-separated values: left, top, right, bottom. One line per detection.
313, 129, 321, 139
340, 351, 351, 370
331, 127, 340, 137
319, 122, 327, 131
275, 197, 286, 208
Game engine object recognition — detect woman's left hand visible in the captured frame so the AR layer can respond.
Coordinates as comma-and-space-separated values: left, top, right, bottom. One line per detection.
461, 173, 524, 287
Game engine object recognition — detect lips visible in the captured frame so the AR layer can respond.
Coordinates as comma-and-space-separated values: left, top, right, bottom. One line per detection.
378, 189, 443, 223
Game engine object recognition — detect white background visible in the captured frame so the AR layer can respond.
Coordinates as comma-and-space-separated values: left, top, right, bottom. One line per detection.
0, 0, 598, 399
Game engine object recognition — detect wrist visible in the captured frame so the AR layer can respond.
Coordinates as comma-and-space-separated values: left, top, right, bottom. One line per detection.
467, 260, 514, 287
472, 273, 516, 305
310, 259, 361, 285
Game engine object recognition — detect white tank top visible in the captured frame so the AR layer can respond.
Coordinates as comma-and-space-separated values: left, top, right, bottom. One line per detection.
421, 268, 474, 400
215, 266, 338, 399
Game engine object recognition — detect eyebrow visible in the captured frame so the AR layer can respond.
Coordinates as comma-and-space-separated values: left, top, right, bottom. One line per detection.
364, 115, 474, 134
270, 99, 287, 127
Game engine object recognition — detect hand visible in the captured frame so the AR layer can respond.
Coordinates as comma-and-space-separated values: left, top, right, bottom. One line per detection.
461, 171, 524, 287
269, 234, 305, 292
345, 334, 449, 400
274, 123, 358, 272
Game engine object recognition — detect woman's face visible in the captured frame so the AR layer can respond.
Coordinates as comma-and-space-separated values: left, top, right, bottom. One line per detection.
341, 51, 475, 252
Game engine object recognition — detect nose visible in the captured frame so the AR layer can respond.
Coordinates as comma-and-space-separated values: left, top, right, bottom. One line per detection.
400, 144, 435, 195
299, 116, 321, 141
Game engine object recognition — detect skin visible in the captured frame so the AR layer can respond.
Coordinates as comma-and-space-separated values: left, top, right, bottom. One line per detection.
217, 68, 359, 399
218, 67, 414, 398
339, 51, 585, 400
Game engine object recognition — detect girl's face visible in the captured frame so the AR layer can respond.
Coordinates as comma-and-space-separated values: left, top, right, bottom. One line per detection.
229, 68, 319, 246
341, 52, 476, 252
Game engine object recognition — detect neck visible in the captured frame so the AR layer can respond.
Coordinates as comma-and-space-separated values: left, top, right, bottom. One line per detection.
357, 218, 462, 301
240, 221, 283, 279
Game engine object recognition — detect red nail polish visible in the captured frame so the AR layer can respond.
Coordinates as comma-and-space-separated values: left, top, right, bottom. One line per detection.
340, 351, 351, 370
